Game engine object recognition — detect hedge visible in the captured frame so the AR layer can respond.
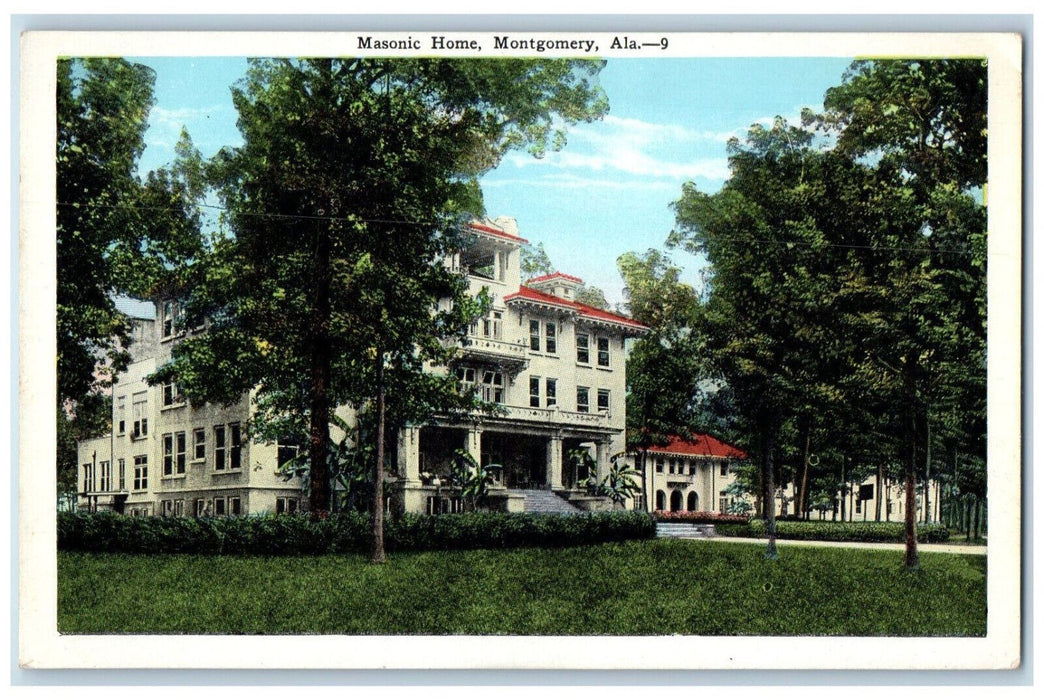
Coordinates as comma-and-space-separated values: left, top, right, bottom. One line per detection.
57, 510, 656, 555
714, 518, 950, 543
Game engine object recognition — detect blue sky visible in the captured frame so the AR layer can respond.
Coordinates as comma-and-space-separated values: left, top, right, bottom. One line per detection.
132, 56, 854, 307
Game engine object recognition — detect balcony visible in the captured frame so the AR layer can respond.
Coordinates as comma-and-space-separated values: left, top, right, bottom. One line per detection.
450, 334, 529, 373
495, 404, 612, 430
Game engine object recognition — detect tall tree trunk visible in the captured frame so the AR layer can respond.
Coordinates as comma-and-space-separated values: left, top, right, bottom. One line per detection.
875, 464, 883, 521
923, 416, 931, 524
968, 499, 977, 543
762, 409, 781, 560
904, 415, 920, 570
902, 352, 920, 570
308, 220, 332, 516
839, 458, 846, 523
371, 347, 387, 564
797, 420, 810, 521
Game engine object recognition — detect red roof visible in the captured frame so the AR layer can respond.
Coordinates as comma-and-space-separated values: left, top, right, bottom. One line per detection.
468, 222, 529, 244
645, 434, 747, 459
504, 286, 649, 332
527, 271, 584, 285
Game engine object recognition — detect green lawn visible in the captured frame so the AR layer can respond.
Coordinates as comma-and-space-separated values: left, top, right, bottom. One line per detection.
58, 539, 986, 636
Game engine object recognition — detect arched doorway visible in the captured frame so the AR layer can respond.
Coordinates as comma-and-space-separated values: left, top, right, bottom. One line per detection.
670, 490, 683, 512
655, 490, 666, 511
687, 491, 698, 511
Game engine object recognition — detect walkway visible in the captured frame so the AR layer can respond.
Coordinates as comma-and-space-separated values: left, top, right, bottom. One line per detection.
707, 536, 987, 556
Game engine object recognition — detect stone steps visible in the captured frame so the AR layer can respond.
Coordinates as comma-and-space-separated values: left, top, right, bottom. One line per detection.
655, 522, 716, 539
517, 489, 583, 514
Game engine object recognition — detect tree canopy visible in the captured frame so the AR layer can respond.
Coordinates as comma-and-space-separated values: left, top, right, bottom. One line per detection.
665, 60, 986, 565
151, 57, 608, 560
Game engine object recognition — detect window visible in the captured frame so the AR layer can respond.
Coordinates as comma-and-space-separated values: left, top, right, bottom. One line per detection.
214, 498, 226, 516
655, 458, 664, 474
116, 395, 126, 434
82, 463, 93, 492
162, 300, 182, 338
720, 461, 729, 477
118, 458, 125, 491
456, 367, 477, 395
193, 428, 206, 460
529, 376, 541, 407
481, 371, 503, 404
195, 499, 207, 517
229, 423, 242, 469
719, 492, 729, 513
576, 332, 590, 364
576, 386, 590, 413
133, 455, 148, 490
99, 461, 111, 491
229, 497, 242, 516
529, 320, 541, 351
277, 440, 301, 469
131, 392, 147, 438
545, 322, 557, 354
482, 310, 503, 339
176, 432, 187, 473
855, 498, 862, 514
597, 388, 610, 413
276, 497, 299, 515
162, 433, 186, 476
689, 462, 697, 476
214, 425, 226, 470
545, 378, 557, 407
174, 500, 184, 516
597, 336, 610, 367
163, 434, 173, 475
162, 381, 182, 407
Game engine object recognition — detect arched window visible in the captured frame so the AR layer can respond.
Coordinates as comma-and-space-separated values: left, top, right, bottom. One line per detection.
670, 490, 683, 512
687, 491, 698, 511
655, 490, 666, 511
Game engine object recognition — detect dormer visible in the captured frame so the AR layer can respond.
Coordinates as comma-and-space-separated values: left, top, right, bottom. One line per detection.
526, 272, 583, 302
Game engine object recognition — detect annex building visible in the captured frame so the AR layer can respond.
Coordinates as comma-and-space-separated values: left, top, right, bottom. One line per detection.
76, 218, 651, 517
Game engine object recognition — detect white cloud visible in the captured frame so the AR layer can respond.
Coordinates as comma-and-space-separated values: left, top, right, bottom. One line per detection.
497, 113, 735, 186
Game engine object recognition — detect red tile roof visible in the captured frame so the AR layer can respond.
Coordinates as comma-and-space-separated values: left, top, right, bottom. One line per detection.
504, 286, 649, 331
645, 434, 748, 459
527, 271, 584, 285
468, 222, 529, 244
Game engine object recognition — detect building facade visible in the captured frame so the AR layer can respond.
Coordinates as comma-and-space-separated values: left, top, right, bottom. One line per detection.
76, 218, 649, 517
631, 434, 748, 514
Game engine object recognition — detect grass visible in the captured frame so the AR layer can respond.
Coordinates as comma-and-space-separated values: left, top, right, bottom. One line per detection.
58, 539, 986, 636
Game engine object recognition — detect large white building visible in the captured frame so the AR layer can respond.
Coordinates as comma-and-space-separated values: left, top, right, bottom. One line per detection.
76, 218, 649, 517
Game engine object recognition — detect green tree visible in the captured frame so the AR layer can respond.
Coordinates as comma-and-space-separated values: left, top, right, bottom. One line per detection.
816, 59, 987, 569
670, 118, 886, 558
154, 58, 607, 563
520, 241, 554, 278
57, 58, 204, 499
616, 249, 702, 509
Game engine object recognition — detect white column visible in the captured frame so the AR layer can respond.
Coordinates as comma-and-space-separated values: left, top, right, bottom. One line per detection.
467, 427, 482, 466
397, 427, 421, 483
546, 435, 563, 489
596, 439, 611, 482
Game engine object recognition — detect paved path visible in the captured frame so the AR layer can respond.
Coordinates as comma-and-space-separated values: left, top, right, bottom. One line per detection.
705, 536, 987, 556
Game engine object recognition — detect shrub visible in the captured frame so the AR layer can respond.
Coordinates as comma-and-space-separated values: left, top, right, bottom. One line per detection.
718, 518, 950, 543
652, 510, 749, 524
57, 510, 656, 555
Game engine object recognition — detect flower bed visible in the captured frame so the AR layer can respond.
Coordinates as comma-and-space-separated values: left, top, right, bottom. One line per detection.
652, 510, 749, 524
